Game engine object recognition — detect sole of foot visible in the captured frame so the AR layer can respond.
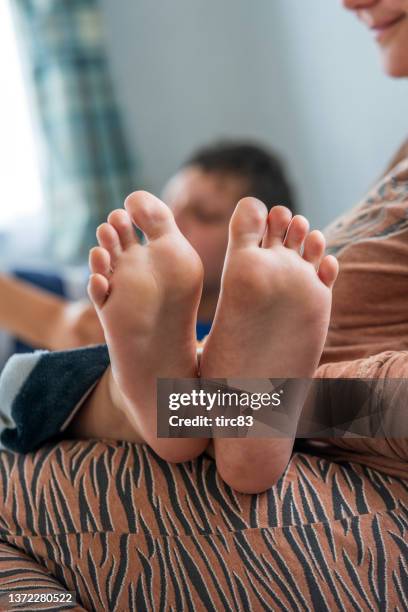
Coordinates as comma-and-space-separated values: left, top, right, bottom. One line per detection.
201, 197, 338, 379
87, 191, 204, 460
201, 198, 338, 492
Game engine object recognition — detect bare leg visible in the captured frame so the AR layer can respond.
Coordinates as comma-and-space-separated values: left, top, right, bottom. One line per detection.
0, 274, 104, 350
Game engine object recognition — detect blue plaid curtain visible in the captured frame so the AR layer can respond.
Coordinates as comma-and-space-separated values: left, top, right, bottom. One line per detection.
11, 0, 136, 263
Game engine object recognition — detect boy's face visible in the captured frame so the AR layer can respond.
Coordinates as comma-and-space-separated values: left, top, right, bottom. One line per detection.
162, 166, 248, 293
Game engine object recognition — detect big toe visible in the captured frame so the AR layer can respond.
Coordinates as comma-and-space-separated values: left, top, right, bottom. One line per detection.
125, 191, 177, 241
229, 197, 268, 249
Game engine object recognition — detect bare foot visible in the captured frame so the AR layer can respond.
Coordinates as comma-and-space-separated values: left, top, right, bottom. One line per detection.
201, 198, 338, 492
87, 191, 207, 462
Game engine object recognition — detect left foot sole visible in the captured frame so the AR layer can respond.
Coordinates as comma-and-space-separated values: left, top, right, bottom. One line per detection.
88, 191, 204, 445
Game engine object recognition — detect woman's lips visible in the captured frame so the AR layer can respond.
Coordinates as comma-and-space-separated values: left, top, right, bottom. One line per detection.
370, 14, 406, 41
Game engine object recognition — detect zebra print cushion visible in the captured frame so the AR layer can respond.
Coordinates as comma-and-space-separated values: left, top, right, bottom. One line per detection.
0, 440, 406, 610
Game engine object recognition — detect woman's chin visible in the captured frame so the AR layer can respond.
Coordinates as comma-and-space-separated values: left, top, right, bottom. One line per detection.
381, 50, 408, 78
384, 64, 408, 78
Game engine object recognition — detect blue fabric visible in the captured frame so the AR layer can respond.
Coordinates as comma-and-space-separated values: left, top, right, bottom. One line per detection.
0, 344, 110, 453
196, 320, 212, 341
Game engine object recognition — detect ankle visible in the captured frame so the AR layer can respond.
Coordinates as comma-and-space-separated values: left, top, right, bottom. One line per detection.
67, 366, 137, 442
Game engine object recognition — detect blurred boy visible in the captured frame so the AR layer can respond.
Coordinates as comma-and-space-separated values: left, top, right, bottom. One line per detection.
0, 140, 295, 362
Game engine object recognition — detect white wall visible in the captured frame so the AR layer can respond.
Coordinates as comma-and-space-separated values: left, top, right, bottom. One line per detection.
100, 0, 407, 229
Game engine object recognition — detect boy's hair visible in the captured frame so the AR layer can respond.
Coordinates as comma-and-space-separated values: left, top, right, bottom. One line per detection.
183, 140, 296, 213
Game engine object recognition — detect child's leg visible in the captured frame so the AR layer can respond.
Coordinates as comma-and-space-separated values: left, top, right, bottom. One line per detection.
200, 198, 338, 493
84, 191, 209, 463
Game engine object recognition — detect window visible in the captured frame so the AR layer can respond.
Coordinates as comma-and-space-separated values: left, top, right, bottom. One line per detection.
0, 1, 46, 251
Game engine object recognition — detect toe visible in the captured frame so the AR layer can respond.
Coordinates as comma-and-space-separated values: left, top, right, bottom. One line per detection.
107, 209, 138, 249
88, 273, 110, 308
284, 215, 310, 252
303, 230, 326, 268
229, 197, 268, 249
89, 246, 111, 277
262, 205, 293, 248
96, 223, 122, 264
318, 255, 339, 289
125, 191, 176, 241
